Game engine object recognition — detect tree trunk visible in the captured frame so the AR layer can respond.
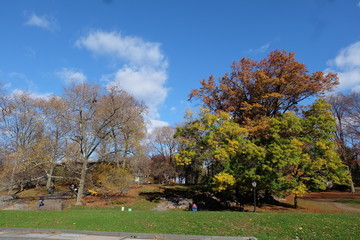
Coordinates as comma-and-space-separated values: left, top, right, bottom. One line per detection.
350, 181, 356, 193
75, 157, 88, 205
294, 194, 298, 209
345, 166, 356, 193
46, 165, 55, 189
8, 164, 17, 194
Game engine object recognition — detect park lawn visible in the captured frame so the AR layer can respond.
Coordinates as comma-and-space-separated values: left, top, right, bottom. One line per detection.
0, 210, 359, 240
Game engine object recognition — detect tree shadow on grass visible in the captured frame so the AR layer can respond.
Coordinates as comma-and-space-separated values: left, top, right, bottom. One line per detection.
139, 185, 239, 211
140, 185, 299, 211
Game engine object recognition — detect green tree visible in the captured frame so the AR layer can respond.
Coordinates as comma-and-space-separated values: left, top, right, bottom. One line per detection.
175, 109, 266, 190
265, 99, 350, 208
176, 101, 350, 208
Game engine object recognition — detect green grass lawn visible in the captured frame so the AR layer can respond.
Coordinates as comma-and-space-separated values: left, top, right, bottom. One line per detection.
1, 210, 359, 240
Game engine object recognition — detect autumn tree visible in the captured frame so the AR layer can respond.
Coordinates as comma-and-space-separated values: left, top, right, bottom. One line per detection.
59, 83, 146, 205
176, 101, 350, 207
189, 50, 338, 128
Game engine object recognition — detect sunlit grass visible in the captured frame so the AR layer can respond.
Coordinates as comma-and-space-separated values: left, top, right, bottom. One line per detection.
125, 199, 159, 211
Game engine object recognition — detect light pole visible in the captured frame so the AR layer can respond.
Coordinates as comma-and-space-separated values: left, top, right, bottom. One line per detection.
252, 180, 257, 212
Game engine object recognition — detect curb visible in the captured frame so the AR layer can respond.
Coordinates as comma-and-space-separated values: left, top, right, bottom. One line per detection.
0, 227, 257, 240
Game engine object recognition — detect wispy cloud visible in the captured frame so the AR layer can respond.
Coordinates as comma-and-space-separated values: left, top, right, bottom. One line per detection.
8, 72, 35, 90
24, 12, 57, 32
247, 42, 271, 54
56, 68, 87, 84
76, 30, 169, 123
357, 1, 360, 8
326, 41, 360, 92
11, 89, 53, 100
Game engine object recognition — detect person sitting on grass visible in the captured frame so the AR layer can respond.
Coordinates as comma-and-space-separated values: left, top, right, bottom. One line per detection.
192, 203, 198, 211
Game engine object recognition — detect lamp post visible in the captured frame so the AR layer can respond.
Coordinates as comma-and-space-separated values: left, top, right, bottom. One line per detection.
252, 180, 257, 212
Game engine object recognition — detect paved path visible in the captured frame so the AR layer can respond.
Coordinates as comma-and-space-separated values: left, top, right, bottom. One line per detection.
326, 201, 360, 213
0, 228, 256, 240
310, 198, 360, 213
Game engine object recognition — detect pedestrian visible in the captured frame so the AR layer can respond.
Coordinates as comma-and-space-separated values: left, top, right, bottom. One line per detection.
70, 183, 78, 197
192, 203, 198, 211
38, 196, 44, 208
48, 182, 55, 195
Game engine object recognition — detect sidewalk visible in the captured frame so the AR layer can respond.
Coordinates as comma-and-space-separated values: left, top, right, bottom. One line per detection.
0, 228, 257, 240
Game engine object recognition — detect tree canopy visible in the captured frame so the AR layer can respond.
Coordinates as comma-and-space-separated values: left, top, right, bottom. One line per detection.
175, 100, 350, 207
190, 50, 339, 124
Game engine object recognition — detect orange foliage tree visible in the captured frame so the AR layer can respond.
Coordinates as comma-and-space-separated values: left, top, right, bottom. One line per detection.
190, 50, 338, 125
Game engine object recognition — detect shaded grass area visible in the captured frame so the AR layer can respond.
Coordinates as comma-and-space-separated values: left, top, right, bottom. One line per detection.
0, 210, 359, 240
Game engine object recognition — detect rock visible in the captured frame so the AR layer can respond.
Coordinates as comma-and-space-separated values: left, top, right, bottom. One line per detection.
153, 198, 192, 211
0, 195, 17, 202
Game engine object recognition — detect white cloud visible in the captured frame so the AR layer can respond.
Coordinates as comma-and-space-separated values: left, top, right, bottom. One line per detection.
327, 41, 360, 92
357, 1, 360, 7
24, 13, 57, 31
107, 66, 168, 118
76, 31, 168, 68
247, 42, 270, 54
57, 68, 87, 84
76, 30, 169, 122
331, 42, 360, 69
147, 119, 169, 134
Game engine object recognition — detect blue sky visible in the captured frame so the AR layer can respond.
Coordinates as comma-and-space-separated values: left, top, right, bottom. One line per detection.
1, 0, 360, 130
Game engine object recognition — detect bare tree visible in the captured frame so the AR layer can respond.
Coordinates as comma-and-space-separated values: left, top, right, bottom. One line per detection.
148, 126, 183, 183
0, 92, 45, 193
328, 93, 359, 192
97, 88, 147, 168
38, 96, 70, 188
60, 83, 146, 205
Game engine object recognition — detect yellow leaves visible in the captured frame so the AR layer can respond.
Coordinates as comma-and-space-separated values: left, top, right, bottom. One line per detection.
315, 141, 327, 151
213, 148, 229, 161
88, 189, 98, 196
212, 172, 236, 191
291, 138, 303, 147
175, 150, 196, 165
292, 183, 308, 195
91, 164, 133, 192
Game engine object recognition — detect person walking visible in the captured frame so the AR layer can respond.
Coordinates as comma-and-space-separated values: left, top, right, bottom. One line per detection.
38, 196, 44, 208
